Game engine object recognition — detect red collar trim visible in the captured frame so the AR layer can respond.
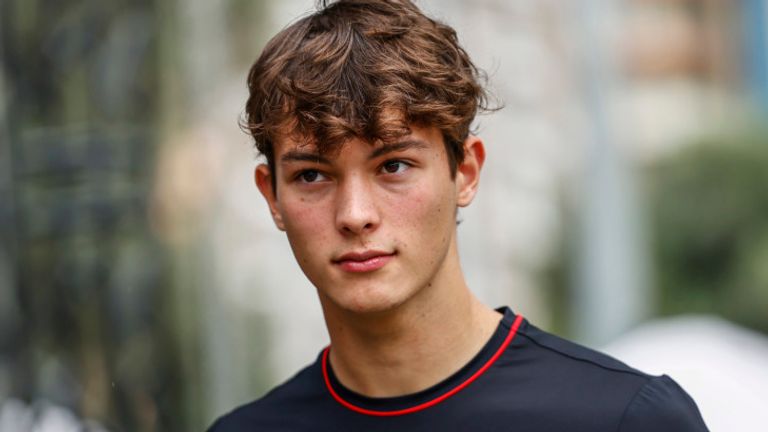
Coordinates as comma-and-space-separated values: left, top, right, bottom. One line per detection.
321, 314, 524, 417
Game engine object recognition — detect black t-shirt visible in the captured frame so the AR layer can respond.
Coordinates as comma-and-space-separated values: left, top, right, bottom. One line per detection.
208, 307, 708, 431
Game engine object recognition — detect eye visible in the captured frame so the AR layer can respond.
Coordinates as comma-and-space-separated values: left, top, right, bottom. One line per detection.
381, 160, 410, 174
296, 169, 327, 183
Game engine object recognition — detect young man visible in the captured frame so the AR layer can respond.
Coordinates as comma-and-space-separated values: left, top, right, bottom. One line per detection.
209, 1, 708, 430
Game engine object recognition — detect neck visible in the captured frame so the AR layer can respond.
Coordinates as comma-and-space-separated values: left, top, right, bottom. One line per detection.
319, 241, 502, 397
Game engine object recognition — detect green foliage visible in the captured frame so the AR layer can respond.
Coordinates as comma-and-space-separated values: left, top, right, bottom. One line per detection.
649, 130, 768, 333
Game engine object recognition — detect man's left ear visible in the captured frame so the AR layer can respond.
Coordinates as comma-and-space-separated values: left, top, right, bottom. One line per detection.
456, 135, 485, 207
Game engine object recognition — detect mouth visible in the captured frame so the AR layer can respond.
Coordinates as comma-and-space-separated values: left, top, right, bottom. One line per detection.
333, 250, 396, 273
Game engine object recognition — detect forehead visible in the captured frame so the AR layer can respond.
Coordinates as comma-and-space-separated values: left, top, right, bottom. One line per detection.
272, 125, 445, 158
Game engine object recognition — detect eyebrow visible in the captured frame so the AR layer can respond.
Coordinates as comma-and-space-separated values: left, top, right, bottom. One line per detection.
368, 139, 428, 160
280, 150, 332, 165
279, 138, 428, 164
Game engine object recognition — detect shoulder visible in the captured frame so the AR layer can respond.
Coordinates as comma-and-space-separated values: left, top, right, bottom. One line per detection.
501, 318, 708, 430
511, 319, 653, 388
206, 360, 324, 432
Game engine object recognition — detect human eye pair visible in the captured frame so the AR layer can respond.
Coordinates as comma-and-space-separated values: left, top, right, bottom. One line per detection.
294, 159, 411, 184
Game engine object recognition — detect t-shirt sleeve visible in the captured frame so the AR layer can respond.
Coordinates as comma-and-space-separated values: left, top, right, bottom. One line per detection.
618, 375, 709, 432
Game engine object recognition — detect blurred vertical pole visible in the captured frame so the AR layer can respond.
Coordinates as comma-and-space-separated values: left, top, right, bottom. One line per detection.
743, 0, 768, 111
572, 0, 650, 345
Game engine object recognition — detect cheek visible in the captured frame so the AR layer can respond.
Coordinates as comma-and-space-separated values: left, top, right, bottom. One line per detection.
388, 180, 455, 237
281, 199, 331, 253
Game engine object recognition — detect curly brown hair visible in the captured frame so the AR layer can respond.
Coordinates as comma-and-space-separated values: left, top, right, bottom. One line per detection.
244, 0, 494, 187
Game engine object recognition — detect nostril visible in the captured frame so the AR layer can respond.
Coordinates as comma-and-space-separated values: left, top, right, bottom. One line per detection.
339, 220, 377, 235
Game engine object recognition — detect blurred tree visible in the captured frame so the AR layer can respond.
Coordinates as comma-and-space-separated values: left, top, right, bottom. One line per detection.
649, 129, 768, 334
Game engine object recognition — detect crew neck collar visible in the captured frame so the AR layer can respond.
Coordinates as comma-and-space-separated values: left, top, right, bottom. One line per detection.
322, 307, 524, 416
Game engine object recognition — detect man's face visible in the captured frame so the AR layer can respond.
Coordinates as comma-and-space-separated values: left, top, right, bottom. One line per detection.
255, 125, 483, 315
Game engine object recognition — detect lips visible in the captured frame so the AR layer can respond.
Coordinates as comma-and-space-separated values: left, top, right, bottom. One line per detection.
333, 250, 396, 273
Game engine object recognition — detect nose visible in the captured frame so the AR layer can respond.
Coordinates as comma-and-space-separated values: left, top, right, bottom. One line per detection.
335, 175, 380, 235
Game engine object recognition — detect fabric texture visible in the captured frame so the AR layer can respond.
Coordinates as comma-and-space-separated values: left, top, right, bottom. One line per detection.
207, 307, 709, 431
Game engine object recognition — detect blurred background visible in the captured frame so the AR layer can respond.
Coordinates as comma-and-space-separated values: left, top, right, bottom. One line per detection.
1, 0, 767, 430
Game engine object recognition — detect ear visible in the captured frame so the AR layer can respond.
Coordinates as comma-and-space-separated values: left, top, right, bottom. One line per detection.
456, 135, 485, 207
255, 164, 286, 231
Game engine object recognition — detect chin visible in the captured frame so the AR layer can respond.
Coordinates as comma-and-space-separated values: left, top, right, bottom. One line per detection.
325, 283, 413, 316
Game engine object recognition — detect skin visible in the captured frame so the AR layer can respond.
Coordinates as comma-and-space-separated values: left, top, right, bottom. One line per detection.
255, 125, 502, 397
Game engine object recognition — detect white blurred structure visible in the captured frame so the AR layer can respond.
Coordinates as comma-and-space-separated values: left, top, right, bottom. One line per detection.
603, 316, 768, 431
0, 399, 108, 432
